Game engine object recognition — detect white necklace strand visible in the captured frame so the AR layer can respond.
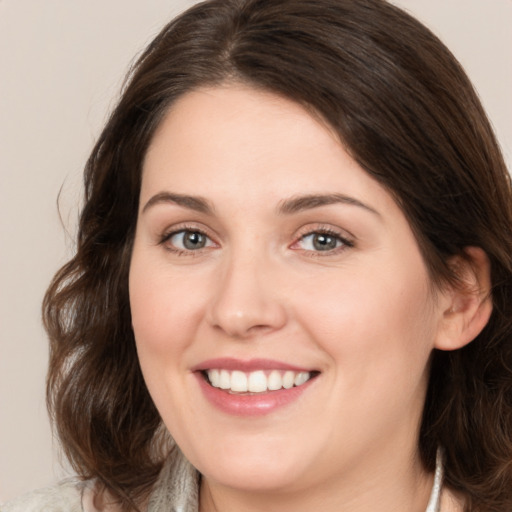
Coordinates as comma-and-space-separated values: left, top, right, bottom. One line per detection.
425, 448, 443, 512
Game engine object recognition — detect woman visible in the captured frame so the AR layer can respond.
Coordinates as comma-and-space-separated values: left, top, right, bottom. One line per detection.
5, 0, 512, 510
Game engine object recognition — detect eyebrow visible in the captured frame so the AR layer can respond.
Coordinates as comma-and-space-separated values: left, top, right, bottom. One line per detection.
142, 192, 214, 215
277, 193, 380, 216
142, 191, 380, 218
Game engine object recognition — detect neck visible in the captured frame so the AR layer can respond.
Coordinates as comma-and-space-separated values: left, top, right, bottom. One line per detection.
199, 446, 434, 512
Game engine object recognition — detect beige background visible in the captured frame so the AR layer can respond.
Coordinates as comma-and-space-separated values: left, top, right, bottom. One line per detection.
1, 0, 511, 502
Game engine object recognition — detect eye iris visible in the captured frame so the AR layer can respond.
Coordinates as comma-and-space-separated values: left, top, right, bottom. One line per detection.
313, 233, 338, 251
183, 231, 206, 250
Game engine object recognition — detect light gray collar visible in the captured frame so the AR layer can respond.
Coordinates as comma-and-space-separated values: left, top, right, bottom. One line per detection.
147, 447, 199, 512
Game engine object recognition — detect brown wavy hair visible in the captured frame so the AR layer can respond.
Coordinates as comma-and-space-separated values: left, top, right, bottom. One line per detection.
44, 0, 512, 510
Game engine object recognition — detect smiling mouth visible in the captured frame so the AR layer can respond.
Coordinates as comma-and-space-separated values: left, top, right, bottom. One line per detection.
202, 369, 319, 394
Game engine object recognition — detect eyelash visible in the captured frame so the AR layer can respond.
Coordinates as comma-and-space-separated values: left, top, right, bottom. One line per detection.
158, 225, 354, 257
159, 225, 216, 256
292, 227, 354, 257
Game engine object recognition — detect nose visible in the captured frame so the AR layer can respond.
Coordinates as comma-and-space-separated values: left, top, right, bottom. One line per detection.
206, 251, 287, 339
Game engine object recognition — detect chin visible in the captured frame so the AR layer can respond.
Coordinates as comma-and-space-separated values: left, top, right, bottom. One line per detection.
202, 459, 306, 493
188, 440, 316, 493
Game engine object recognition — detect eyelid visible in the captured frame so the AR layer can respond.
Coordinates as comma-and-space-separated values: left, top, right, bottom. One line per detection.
290, 224, 355, 254
156, 222, 354, 257
159, 222, 219, 253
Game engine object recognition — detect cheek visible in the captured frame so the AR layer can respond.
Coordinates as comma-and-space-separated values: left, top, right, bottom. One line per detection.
129, 256, 207, 361
293, 255, 437, 377
298, 263, 436, 441
128, 256, 210, 422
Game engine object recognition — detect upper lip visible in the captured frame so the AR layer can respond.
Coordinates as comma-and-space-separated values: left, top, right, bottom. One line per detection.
191, 358, 315, 373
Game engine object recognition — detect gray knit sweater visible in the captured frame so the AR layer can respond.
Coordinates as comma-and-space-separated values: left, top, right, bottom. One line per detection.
2, 449, 198, 512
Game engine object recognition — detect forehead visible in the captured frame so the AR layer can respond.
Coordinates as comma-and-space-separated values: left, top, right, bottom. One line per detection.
142, 84, 395, 212
144, 84, 342, 177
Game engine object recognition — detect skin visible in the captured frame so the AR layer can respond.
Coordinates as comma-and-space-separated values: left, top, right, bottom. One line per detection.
129, 84, 489, 512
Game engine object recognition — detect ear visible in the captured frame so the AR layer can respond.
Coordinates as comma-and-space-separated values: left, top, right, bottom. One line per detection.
434, 247, 493, 351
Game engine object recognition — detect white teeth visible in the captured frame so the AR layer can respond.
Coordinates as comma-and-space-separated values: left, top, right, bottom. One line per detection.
230, 371, 248, 392
282, 371, 295, 389
208, 369, 220, 387
267, 370, 282, 391
294, 372, 309, 386
219, 369, 231, 389
248, 371, 267, 392
205, 369, 313, 393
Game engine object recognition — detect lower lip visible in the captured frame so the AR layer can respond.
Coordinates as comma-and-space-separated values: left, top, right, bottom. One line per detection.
195, 373, 315, 416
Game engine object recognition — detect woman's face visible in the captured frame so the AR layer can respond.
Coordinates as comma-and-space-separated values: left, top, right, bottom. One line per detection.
129, 84, 447, 494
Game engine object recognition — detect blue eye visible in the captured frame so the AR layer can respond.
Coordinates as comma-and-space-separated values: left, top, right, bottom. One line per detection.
166, 230, 214, 251
298, 232, 349, 252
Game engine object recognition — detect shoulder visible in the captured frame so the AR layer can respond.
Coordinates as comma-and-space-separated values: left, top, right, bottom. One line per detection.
2, 480, 86, 512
